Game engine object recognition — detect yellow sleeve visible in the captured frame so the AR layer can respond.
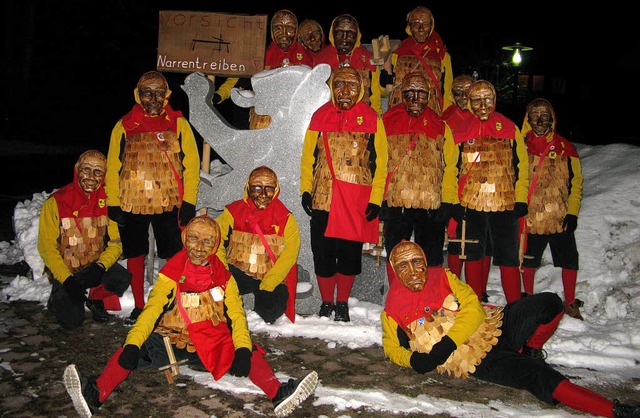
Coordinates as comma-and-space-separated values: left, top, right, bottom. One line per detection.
37, 197, 72, 283
124, 274, 176, 348
369, 118, 388, 205
441, 124, 458, 204
177, 118, 201, 206
567, 155, 583, 216
215, 77, 239, 102
381, 270, 486, 366
260, 214, 301, 291
300, 129, 319, 195
441, 52, 454, 110
513, 127, 530, 204
369, 67, 383, 115
381, 311, 413, 368
444, 270, 486, 346
214, 208, 235, 267
225, 276, 253, 350
95, 218, 123, 269
105, 121, 125, 208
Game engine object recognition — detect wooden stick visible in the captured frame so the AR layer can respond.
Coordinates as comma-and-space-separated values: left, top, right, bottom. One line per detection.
198, 75, 215, 216
447, 219, 479, 260
374, 221, 384, 267
158, 358, 189, 371
518, 220, 534, 271
162, 336, 180, 380
164, 369, 174, 384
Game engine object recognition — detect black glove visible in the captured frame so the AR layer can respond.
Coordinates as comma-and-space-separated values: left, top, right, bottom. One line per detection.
108, 206, 125, 227
301, 192, 313, 217
562, 214, 578, 233
212, 92, 223, 105
254, 286, 288, 324
118, 344, 140, 370
452, 204, 465, 223
179, 202, 196, 227
434, 203, 453, 223
229, 347, 252, 377
63, 275, 87, 304
77, 262, 105, 289
514, 202, 528, 218
365, 203, 380, 221
379, 68, 395, 87
409, 335, 456, 374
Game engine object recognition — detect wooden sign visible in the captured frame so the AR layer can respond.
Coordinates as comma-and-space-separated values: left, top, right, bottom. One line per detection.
157, 11, 267, 77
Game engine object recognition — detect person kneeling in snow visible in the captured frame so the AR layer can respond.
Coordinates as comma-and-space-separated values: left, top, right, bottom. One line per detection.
215, 166, 300, 325
63, 215, 318, 418
38, 150, 131, 328
381, 240, 639, 418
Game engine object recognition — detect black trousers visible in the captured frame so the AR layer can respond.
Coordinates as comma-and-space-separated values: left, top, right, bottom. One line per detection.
47, 262, 131, 330
119, 208, 183, 259
472, 292, 566, 404
383, 207, 445, 266
230, 264, 288, 324
137, 332, 205, 371
309, 210, 364, 277
449, 208, 519, 265
522, 232, 579, 270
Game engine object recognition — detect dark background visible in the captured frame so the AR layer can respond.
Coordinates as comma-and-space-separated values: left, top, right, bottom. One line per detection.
3, 1, 638, 151
0, 2, 637, 240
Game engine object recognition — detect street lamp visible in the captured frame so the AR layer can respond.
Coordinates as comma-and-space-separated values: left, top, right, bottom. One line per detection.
502, 42, 533, 66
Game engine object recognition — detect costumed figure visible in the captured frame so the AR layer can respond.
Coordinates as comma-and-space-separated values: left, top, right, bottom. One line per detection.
441, 80, 529, 303
298, 18, 330, 65
105, 70, 200, 324
381, 241, 640, 418
382, 72, 456, 284
300, 66, 388, 321
381, 6, 453, 115
216, 166, 301, 324
442, 74, 493, 302
63, 215, 318, 418
213, 9, 312, 129
38, 150, 131, 329
520, 98, 584, 319
314, 13, 383, 114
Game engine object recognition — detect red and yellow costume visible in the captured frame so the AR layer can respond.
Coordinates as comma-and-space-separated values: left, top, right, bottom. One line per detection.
385, 23, 453, 114
105, 81, 200, 312
382, 100, 456, 267
382, 263, 619, 417
443, 109, 528, 302
216, 176, 300, 323
38, 160, 130, 328
520, 100, 583, 309
92, 248, 284, 404
300, 70, 387, 310
314, 15, 382, 114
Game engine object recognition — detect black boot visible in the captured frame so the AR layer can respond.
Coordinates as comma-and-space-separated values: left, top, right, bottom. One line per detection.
86, 299, 111, 323
613, 399, 640, 418
318, 302, 334, 318
334, 301, 350, 322
63, 364, 102, 417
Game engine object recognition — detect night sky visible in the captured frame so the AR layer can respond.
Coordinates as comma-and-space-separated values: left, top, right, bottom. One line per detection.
2, 1, 637, 150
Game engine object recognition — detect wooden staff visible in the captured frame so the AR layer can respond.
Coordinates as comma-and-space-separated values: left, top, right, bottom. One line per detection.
447, 218, 479, 260
372, 221, 385, 266
197, 75, 215, 216
160, 336, 186, 384
518, 218, 534, 271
